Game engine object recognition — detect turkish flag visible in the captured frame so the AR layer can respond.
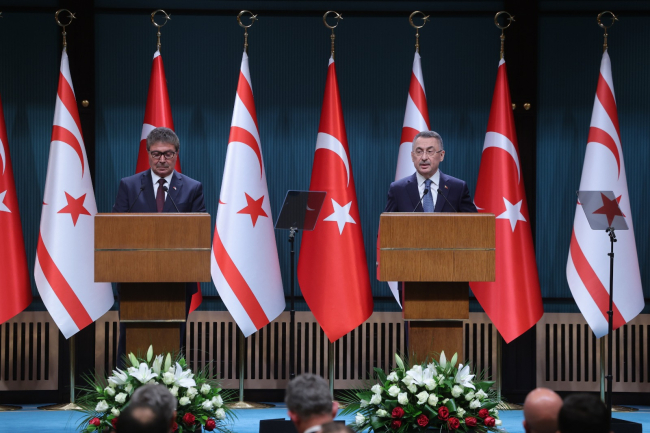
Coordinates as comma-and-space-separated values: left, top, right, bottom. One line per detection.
0, 93, 32, 324
34, 50, 114, 338
136, 50, 202, 312
210, 51, 285, 337
566, 50, 644, 337
470, 59, 543, 343
297, 57, 373, 343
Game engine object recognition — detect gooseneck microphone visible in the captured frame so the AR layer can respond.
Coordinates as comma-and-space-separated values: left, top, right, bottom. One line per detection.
163, 186, 180, 212
412, 187, 430, 212
127, 185, 146, 212
437, 188, 458, 212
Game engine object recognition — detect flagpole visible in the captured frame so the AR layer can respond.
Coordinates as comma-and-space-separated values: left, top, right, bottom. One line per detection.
490, 12, 523, 411
226, 12, 272, 409
409, 11, 430, 54
150, 9, 171, 52
39, 10, 82, 412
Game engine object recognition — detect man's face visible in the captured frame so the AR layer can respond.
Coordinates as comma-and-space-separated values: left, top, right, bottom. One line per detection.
148, 141, 177, 178
411, 136, 444, 178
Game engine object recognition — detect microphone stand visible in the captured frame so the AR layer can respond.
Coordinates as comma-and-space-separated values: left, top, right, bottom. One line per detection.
605, 227, 615, 418
289, 227, 297, 381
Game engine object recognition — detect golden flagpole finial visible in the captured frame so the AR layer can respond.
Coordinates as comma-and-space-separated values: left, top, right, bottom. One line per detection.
55, 9, 76, 50
237, 10, 258, 53
494, 11, 514, 60
409, 11, 430, 54
597, 11, 618, 53
323, 11, 343, 59
151, 9, 171, 52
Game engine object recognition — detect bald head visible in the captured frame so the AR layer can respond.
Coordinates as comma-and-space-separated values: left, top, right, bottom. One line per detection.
523, 388, 563, 433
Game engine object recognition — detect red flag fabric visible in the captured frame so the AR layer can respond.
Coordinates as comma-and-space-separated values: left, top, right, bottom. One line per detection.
34, 50, 114, 337
297, 57, 373, 343
136, 50, 202, 312
0, 93, 32, 324
470, 59, 543, 343
566, 50, 644, 337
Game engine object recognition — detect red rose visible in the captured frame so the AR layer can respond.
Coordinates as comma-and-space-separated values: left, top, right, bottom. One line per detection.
172, 421, 178, 431
438, 406, 449, 421
392, 407, 405, 419
205, 418, 217, 431
89, 418, 101, 427
484, 416, 496, 427
465, 417, 478, 427
448, 417, 460, 430
416, 414, 429, 427
478, 408, 490, 418
391, 420, 402, 430
182, 413, 196, 425
111, 418, 119, 429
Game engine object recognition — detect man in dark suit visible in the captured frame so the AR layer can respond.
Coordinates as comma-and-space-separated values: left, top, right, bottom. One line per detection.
384, 130, 477, 213
112, 127, 206, 366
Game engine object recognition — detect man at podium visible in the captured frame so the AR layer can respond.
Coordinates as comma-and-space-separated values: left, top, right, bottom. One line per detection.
384, 131, 477, 213
112, 127, 206, 365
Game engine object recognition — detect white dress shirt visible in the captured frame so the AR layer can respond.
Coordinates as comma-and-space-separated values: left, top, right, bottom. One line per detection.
151, 169, 175, 200
416, 170, 440, 208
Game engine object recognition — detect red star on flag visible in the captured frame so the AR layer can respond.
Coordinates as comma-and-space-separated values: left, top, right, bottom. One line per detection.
593, 193, 625, 227
57, 192, 91, 226
237, 193, 268, 227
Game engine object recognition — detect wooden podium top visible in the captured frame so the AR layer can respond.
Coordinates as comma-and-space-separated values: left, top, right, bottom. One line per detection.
379, 213, 495, 282
95, 213, 211, 283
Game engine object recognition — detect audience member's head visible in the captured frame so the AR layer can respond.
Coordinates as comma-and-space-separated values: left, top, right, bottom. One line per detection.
128, 384, 177, 432
558, 393, 610, 433
522, 387, 563, 433
286, 373, 338, 433
320, 421, 354, 433
115, 403, 169, 433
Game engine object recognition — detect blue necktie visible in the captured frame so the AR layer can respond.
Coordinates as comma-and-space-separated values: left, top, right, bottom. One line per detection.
423, 179, 433, 212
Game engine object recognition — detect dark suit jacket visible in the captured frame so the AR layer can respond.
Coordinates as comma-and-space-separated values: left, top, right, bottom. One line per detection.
112, 170, 206, 213
384, 171, 477, 213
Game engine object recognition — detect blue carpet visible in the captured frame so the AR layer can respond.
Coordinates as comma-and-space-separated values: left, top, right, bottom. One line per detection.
1, 404, 649, 432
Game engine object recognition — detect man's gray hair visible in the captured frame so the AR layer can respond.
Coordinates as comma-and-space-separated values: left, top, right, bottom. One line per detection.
146, 127, 180, 152
130, 384, 177, 417
285, 373, 333, 419
412, 130, 444, 150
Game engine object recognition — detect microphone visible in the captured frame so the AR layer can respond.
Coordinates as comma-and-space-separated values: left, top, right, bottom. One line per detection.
163, 186, 180, 212
127, 185, 146, 213
437, 188, 458, 213
412, 187, 430, 212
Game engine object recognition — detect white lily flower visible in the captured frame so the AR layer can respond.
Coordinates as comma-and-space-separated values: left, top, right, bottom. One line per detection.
401, 374, 414, 386
454, 364, 476, 390
405, 365, 424, 385
128, 362, 159, 384
108, 368, 129, 386
104, 386, 115, 397
172, 363, 196, 388
152, 355, 164, 375
439, 351, 447, 368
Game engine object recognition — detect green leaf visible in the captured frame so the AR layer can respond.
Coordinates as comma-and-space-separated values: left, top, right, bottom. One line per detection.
481, 401, 499, 410
164, 353, 172, 372
146, 345, 153, 363
395, 354, 405, 370
422, 405, 436, 418
86, 425, 97, 432
129, 353, 139, 368
475, 381, 494, 392
374, 367, 388, 385
370, 415, 385, 430
445, 399, 457, 412
450, 353, 458, 369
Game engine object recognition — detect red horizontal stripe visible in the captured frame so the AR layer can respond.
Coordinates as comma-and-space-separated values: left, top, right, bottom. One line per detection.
36, 233, 92, 330
570, 228, 625, 329
213, 228, 269, 330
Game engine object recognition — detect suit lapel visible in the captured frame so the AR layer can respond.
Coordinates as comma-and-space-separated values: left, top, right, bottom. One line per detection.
142, 171, 157, 212
406, 173, 421, 212
434, 171, 448, 212
163, 172, 183, 212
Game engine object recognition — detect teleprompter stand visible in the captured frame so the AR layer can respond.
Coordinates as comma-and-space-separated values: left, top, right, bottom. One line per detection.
275, 190, 326, 381
578, 191, 640, 433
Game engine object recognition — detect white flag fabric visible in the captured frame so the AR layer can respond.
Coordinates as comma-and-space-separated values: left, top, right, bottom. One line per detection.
211, 52, 285, 337
566, 50, 644, 338
387, 51, 431, 306
34, 50, 113, 338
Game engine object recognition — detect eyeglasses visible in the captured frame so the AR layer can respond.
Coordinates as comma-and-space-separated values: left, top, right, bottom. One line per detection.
149, 150, 177, 160
413, 148, 443, 158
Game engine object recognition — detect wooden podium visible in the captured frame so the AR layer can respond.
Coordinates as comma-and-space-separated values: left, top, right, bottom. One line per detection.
378, 213, 495, 362
95, 213, 211, 355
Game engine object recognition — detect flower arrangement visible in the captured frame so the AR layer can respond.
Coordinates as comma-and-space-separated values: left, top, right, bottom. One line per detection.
77, 346, 234, 432
340, 352, 501, 432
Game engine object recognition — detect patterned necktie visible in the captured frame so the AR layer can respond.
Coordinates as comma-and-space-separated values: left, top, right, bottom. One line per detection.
423, 179, 434, 212
156, 178, 166, 212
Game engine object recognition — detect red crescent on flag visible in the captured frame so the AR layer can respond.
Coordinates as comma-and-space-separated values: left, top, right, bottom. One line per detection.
228, 126, 263, 179
52, 125, 85, 177
587, 127, 621, 179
